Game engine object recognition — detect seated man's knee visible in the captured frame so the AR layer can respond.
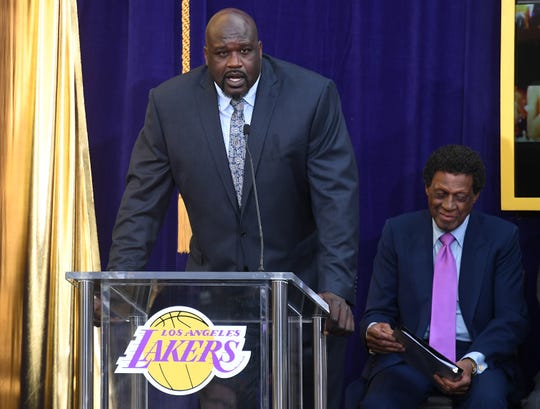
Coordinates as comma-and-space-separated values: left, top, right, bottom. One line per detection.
459, 369, 508, 409
360, 364, 432, 409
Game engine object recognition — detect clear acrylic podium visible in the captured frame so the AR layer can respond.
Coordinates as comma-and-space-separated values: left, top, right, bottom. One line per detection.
66, 271, 329, 409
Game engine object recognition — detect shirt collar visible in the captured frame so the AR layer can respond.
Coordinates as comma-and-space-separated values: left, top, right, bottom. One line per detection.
215, 74, 261, 113
432, 214, 470, 248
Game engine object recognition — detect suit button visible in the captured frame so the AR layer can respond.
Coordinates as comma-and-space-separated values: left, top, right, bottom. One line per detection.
243, 266, 249, 271
240, 231, 247, 237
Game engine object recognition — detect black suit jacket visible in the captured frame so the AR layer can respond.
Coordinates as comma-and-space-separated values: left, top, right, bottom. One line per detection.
108, 54, 359, 304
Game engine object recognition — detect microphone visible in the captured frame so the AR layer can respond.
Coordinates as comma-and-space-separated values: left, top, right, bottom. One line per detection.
243, 124, 264, 272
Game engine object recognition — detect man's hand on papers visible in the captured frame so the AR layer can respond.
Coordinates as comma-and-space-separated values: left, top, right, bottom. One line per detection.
365, 322, 405, 354
433, 359, 474, 395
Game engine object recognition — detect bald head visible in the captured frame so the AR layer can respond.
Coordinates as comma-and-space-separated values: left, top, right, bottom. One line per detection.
203, 8, 262, 98
205, 8, 259, 45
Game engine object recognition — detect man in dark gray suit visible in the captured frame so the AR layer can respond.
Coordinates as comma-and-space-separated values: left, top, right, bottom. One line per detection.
107, 8, 359, 408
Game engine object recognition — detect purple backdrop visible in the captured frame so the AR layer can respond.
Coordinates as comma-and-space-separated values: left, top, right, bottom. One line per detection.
77, 0, 540, 397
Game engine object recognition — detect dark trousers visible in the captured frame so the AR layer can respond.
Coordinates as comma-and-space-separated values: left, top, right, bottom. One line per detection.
360, 342, 510, 409
360, 361, 509, 409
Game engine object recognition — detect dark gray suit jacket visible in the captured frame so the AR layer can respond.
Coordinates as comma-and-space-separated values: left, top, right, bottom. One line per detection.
359, 209, 528, 378
108, 54, 359, 304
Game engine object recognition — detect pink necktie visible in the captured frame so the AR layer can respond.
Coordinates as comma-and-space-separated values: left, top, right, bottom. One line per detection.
429, 232, 457, 361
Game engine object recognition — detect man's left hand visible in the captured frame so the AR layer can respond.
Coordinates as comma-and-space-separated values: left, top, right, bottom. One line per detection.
319, 292, 355, 336
433, 359, 475, 395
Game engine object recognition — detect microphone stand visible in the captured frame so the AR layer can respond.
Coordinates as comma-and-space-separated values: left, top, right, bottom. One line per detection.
243, 124, 264, 272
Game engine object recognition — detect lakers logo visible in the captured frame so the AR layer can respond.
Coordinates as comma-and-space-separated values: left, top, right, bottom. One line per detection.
115, 306, 251, 395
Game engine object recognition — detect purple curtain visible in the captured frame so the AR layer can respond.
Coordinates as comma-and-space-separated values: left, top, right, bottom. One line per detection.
78, 0, 540, 394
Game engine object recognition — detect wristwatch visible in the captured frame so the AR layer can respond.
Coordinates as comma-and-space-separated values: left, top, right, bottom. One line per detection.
463, 357, 478, 375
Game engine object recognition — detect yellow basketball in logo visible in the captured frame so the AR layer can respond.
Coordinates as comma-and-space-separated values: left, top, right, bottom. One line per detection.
146, 307, 215, 393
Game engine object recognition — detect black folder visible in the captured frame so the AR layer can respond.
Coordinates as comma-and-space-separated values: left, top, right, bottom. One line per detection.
393, 327, 463, 381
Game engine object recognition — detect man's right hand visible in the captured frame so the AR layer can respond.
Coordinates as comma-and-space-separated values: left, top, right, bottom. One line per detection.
365, 322, 405, 354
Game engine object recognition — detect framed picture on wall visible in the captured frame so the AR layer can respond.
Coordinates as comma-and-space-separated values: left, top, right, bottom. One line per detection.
500, 0, 540, 210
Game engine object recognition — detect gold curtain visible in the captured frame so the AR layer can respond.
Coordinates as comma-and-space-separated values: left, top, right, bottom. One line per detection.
177, 0, 193, 254
0, 0, 101, 408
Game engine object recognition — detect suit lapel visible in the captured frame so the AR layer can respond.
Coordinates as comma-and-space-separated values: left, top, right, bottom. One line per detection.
458, 212, 487, 329
195, 73, 240, 211
416, 212, 437, 335
241, 58, 279, 211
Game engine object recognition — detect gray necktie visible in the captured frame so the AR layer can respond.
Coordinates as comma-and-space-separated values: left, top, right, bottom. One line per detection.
228, 98, 246, 205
